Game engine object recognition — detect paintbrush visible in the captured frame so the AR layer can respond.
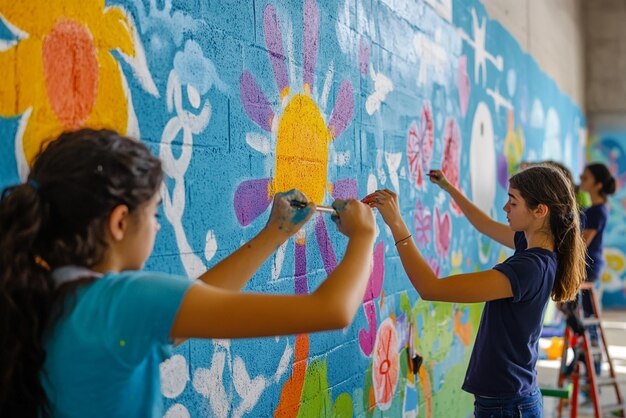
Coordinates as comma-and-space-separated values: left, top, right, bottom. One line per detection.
290, 200, 336, 213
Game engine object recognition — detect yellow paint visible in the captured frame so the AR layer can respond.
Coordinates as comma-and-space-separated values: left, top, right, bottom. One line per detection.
503, 111, 524, 175
450, 250, 463, 275
606, 251, 625, 273
0, 0, 135, 164
544, 337, 563, 360
273, 94, 331, 203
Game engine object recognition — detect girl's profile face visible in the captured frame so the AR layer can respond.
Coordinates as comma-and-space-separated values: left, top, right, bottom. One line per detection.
578, 168, 599, 194
123, 192, 162, 270
503, 187, 532, 231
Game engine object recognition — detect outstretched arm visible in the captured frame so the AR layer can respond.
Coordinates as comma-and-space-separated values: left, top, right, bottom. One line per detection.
170, 199, 376, 339
429, 170, 515, 249
196, 190, 313, 291
582, 228, 598, 246
371, 189, 513, 303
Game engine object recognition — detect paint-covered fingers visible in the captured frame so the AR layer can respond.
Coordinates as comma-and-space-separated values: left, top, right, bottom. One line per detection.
331, 199, 375, 238
266, 189, 315, 240
428, 170, 450, 190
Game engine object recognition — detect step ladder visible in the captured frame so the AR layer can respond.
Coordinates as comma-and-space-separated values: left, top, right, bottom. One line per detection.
557, 282, 625, 418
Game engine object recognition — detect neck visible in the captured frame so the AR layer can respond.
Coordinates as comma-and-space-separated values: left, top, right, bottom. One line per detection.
590, 192, 606, 205
91, 253, 121, 275
525, 229, 554, 252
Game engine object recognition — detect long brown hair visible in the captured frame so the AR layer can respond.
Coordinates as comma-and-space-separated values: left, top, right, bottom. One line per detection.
0, 129, 163, 417
509, 166, 586, 301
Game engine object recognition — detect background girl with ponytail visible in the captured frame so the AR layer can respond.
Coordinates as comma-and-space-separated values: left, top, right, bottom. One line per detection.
577, 162, 617, 373
0, 129, 376, 418
368, 165, 586, 418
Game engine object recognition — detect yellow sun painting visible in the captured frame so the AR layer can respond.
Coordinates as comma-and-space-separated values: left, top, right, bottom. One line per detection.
0, 1, 138, 165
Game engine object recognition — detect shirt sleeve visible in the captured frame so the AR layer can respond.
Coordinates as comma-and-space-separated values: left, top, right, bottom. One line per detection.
513, 231, 527, 252
493, 252, 549, 303
584, 206, 606, 230
104, 271, 194, 365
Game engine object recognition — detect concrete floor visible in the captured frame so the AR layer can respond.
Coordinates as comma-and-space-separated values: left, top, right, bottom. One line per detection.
537, 310, 626, 417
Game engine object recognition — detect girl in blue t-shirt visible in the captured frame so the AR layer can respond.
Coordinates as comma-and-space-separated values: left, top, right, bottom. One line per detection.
0, 129, 376, 418
368, 166, 586, 418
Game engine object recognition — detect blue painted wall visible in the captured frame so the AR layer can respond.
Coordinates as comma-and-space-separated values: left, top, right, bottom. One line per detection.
0, 0, 584, 416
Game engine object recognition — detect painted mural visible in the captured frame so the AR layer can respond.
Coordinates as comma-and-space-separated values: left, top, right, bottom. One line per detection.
587, 132, 626, 308
0, 0, 584, 416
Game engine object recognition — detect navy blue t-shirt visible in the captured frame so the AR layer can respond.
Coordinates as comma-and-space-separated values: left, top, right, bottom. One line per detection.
462, 232, 557, 397
583, 204, 608, 279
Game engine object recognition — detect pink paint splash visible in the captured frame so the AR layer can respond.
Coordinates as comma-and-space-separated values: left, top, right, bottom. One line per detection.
358, 241, 384, 356
458, 55, 470, 118
372, 318, 399, 409
434, 207, 451, 259
407, 102, 434, 190
442, 117, 462, 215
413, 200, 432, 247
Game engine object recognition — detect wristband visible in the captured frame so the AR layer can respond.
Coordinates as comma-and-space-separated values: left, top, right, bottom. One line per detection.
394, 234, 412, 246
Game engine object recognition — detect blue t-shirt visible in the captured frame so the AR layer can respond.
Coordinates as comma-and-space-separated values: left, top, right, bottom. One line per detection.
42, 271, 193, 418
462, 232, 557, 397
583, 204, 608, 279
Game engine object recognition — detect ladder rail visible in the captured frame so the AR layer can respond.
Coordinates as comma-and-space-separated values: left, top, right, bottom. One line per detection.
585, 282, 625, 410
556, 283, 625, 417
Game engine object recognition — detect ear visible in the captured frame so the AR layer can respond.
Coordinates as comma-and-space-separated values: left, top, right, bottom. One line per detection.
593, 180, 603, 193
108, 204, 130, 241
533, 203, 549, 219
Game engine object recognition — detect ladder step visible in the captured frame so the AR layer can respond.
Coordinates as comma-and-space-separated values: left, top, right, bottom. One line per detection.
540, 385, 572, 399
595, 376, 618, 386
589, 345, 603, 355
583, 318, 601, 326
600, 402, 625, 416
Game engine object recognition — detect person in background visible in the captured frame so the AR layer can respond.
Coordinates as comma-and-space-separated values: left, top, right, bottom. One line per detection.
578, 162, 617, 376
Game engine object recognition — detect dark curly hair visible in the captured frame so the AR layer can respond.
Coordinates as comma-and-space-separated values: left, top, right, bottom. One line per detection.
0, 129, 163, 417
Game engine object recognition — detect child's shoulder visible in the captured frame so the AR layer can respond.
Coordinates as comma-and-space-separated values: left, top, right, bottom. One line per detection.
86, 270, 192, 301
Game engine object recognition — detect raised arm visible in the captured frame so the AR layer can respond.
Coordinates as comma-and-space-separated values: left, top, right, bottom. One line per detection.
429, 170, 515, 249
170, 199, 376, 339
371, 189, 513, 303
196, 189, 314, 291
582, 228, 598, 246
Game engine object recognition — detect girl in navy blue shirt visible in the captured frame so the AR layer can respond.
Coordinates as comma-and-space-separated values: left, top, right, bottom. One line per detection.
369, 166, 586, 418
577, 163, 616, 372
0, 129, 376, 417
579, 163, 615, 282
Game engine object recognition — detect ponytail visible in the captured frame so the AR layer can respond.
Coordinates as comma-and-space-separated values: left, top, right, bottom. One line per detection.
0, 129, 163, 417
587, 162, 616, 197
549, 208, 587, 301
0, 183, 53, 417
510, 166, 586, 302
